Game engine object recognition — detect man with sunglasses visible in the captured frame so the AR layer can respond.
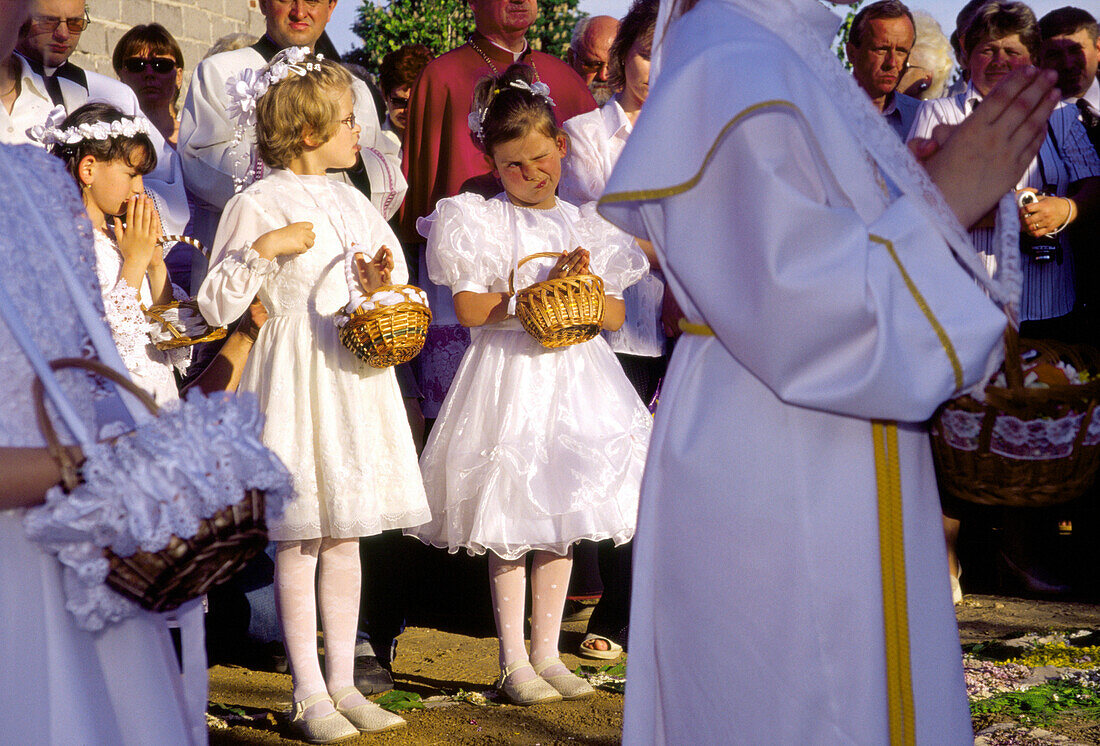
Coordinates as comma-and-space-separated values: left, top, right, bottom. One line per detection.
179, 0, 403, 252
14, 0, 189, 235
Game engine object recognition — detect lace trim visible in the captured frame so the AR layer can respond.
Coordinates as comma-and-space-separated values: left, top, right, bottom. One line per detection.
222, 243, 275, 275
23, 390, 294, 631
937, 407, 1100, 460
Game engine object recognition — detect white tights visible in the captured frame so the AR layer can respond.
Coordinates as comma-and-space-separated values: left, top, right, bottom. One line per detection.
275, 538, 371, 716
488, 548, 573, 682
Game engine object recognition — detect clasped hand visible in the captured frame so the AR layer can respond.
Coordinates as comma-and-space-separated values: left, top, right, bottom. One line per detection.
547, 247, 590, 280
114, 194, 164, 269
354, 246, 394, 294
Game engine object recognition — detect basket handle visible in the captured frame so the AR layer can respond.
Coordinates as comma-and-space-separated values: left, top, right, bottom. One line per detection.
1003, 324, 1025, 392
161, 234, 208, 258
507, 251, 571, 296
32, 357, 160, 491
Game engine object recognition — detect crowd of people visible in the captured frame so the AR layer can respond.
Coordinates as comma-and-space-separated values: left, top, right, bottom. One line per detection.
0, 0, 1098, 742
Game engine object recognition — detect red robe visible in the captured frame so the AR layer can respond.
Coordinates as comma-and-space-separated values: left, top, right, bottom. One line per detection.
398, 33, 596, 241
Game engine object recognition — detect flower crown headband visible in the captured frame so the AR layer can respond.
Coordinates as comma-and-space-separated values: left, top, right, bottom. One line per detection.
225, 46, 325, 129
28, 105, 152, 147
467, 79, 556, 143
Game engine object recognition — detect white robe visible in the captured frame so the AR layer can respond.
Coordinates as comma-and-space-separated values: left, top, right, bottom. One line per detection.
598, 0, 1013, 743
20, 59, 191, 237
179, 46, 406, 250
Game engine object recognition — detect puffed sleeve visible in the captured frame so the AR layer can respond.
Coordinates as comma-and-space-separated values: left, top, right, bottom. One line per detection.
559, 114, 608, 205
419, 194, 511, 295
573, 202, 649, 298
604, 106, 1007, 422
196, 191, 279, 327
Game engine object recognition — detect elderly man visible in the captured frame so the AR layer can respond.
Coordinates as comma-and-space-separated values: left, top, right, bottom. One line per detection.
178, 0, 402, 250
1040, 7, 1099, 150
846, 0, 920, 140
13, 0, 188, 233
567, 15, 619, 104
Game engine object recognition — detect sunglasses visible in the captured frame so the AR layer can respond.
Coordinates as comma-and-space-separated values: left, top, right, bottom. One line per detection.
122, 57, 177, 74
27, 9, 90, 34
388, 95, 409, 108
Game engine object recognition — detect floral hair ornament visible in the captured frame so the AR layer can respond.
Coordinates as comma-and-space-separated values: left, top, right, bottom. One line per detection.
27, 105, 152, 147
467, 79, 557, 142
225, 46, 325, 129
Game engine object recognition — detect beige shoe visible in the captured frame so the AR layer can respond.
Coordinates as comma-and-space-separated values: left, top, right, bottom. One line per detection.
288, 692, 358, 744
532, 657, 596, 700
331, 685, 406, 733
496, 660, 563, 705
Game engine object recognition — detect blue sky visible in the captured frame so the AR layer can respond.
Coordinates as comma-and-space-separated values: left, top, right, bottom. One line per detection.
326, 1, 1082, 57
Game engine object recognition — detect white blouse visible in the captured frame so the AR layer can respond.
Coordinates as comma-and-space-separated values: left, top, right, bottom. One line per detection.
561, 96, 665, 357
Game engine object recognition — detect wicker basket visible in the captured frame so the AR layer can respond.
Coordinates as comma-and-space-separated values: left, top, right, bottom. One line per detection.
509, 252, 605, 348
145, 299, 228, 351
930, 328, 1100, 507
34, 357, 269, 613
338, 284, 432, 368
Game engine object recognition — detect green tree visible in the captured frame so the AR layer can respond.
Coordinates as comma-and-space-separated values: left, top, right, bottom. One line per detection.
349, 0, 584, 74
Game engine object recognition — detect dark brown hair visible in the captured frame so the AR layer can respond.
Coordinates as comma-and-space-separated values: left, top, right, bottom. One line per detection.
49, 103, 157, 184
1039, 6, 1098, 42
378, 43, 434, 96
112, 24, 185, 112
849, 0, 915, 48
471, 64, 564, 156
608, 0, 659, 91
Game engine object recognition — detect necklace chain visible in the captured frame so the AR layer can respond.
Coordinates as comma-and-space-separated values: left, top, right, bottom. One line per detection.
467, 37, 540, 83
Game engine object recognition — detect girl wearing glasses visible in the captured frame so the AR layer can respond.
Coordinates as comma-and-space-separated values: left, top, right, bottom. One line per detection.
198, 52, 429, 743
112, 24, 184, 147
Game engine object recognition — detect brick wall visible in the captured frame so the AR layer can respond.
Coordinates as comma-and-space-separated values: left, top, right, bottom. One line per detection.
70, 0, 267, 97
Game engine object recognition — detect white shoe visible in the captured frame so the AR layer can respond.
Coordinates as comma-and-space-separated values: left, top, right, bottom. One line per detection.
950, 568, 963, 605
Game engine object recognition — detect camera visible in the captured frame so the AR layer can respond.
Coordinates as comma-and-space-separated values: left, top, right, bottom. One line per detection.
1017, 189, 1061, 263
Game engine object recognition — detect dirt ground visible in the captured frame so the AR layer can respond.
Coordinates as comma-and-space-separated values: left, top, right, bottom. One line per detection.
208, 596, 1100, 745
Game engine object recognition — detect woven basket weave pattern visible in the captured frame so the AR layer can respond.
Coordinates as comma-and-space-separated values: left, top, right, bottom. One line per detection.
145, 299, 228, 351
339, 285, 432, 368
510, 252, 605, 348
930, 331, 1100, 507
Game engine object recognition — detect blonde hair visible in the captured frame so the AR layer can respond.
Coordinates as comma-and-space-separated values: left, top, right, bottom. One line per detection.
910, 11, 955, 100
255, 56, 354, 169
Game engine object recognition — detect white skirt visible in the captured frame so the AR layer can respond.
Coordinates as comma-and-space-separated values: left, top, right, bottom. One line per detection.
409, 322, 651, 559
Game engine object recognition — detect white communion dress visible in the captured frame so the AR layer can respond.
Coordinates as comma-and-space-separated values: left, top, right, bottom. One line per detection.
0, 143, 201, 744
92, 229, 189, 404
407, 193, 652, 560
198, 169, 430, 541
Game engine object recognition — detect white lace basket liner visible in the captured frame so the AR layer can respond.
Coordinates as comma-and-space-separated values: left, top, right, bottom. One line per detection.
145, 235, 229, 350
930, 328, 1100, 507
0, 248, 292, 631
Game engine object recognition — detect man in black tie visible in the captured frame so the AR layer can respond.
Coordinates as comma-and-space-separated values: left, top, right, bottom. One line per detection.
1040, 7, 1099, 153
15, 0, 188, 235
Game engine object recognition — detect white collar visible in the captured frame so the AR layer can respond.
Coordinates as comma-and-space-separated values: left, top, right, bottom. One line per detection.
1076, 76, 1099, 112
601, 94, 633, 141
958, 80, 983, 115
483, 36, 529, 62
15, 55, 51, 102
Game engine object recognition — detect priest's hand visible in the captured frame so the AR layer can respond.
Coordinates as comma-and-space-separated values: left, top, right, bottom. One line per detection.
922, 66, 1058, 230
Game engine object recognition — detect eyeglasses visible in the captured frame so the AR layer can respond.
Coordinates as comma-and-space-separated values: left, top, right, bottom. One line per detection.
270, 0, 330, 6
340, 113, 357, 130
27, 8, 90, 34
387, 95, 409, 108
122, 57, 177, 74
579, 59, 609, 73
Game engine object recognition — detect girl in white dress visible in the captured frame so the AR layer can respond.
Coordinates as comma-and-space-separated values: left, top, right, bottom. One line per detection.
42, 102, 188, 404
407, 64, 651, 706
198, 53, 428, 743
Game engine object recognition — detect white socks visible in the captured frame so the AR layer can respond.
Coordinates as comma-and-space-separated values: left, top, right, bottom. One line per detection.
275, 537, 369, 717
488, 549, 574, 683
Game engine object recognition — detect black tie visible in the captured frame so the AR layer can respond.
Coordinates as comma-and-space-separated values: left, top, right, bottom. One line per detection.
1078, 98, 1100, 156
18, 54, 87, 108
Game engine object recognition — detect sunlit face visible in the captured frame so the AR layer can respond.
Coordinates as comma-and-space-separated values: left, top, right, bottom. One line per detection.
1040, 28, 1100, 99
259, 0, 336, 50
968, 33, 1034, 97
311, 86, 360, 171
621, 37, 651, 110
384, 83, 411, 135
81, 153, 146, 222
846, 16, 915, 100
469, 0, 537, 38
488, 130, 566, 210
16, 0, 85, 68
116, 46, 182, 113
570, 17, 617, 102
